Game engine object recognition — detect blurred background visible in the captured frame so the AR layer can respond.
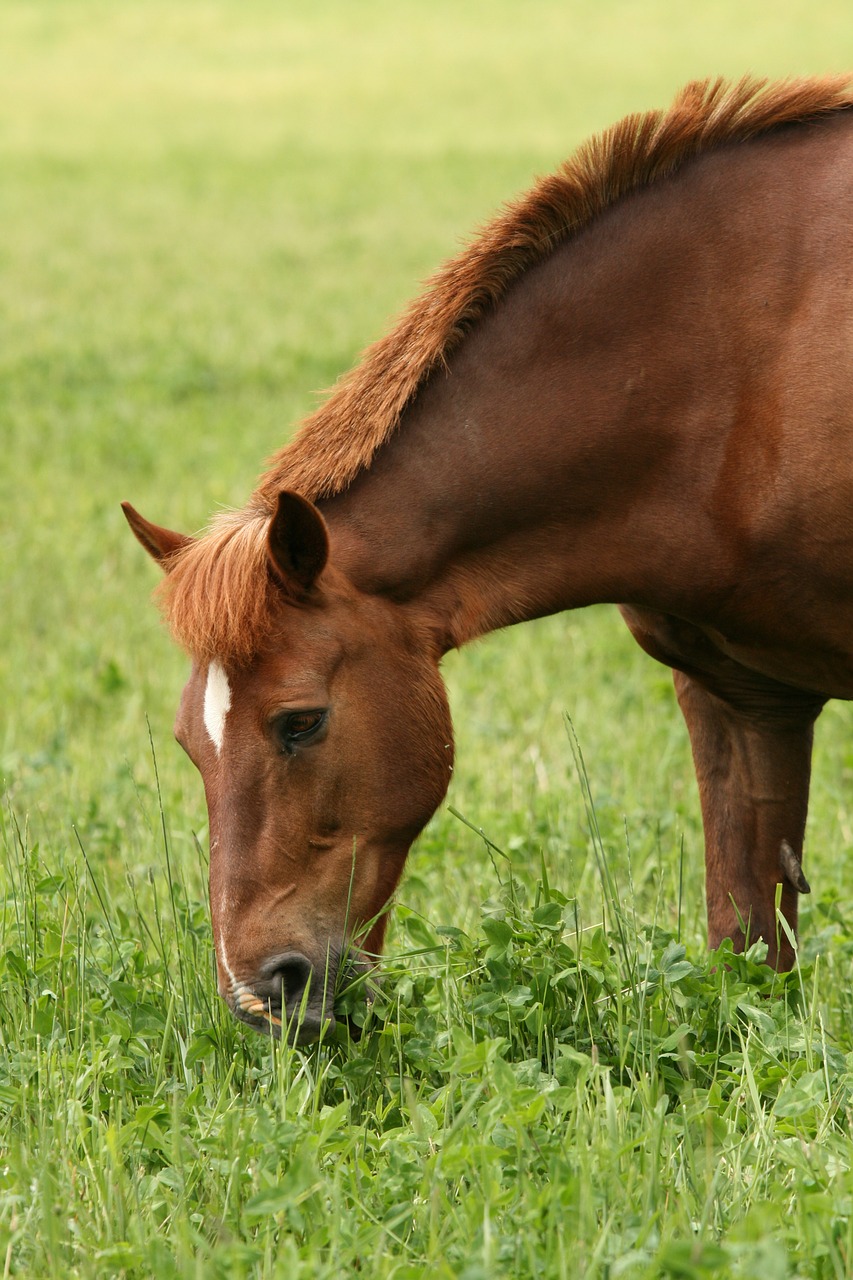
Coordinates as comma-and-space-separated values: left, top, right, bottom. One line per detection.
4, 0, 853, 943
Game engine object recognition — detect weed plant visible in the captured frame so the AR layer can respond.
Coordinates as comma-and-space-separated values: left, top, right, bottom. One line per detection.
5, 729, 853, 1277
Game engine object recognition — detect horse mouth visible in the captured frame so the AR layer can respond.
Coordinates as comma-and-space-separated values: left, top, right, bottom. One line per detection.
231, 988, 336, 1043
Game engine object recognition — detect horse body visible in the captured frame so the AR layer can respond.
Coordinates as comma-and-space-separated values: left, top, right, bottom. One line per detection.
125, 79, 853, 1037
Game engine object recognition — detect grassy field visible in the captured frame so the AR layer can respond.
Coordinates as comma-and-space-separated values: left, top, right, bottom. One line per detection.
6, 2, 853, 1275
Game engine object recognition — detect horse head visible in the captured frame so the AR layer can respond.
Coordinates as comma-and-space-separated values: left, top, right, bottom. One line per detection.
123, 491, 453, 1041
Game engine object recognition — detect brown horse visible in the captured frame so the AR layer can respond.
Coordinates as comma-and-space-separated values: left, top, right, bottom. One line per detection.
125, 76, 853, 1040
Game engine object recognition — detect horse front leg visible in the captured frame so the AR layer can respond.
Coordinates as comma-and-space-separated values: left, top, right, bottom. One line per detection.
673, 670, 822, 969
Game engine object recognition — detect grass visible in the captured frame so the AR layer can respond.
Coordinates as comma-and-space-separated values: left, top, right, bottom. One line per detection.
6, 1, 853, 1275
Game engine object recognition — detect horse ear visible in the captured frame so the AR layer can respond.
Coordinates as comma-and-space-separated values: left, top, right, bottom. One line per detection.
122, 502, 192, 569
267, 491, 329, 590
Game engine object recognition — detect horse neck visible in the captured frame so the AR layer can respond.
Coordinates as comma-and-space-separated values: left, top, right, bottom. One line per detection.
318, 127, 843, 652
318, 236, 710, 649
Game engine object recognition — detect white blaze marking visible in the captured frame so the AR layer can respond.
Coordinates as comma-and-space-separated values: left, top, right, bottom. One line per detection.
218, 924, 241, 995
203, 661, 231, 754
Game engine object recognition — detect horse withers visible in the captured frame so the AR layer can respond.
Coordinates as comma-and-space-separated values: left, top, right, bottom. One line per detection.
125, 77, 853, 1038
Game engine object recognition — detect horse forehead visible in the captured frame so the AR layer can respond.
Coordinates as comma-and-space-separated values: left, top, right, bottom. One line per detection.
184, 637, 342, 714
180, 597, 380, 728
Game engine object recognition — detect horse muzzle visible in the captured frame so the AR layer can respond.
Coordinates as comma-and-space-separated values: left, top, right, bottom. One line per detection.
228, 949, 337, 1044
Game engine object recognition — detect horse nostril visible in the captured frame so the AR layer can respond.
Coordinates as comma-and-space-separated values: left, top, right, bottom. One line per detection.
236, 949, 338, 1043
259, 951, 314, 1010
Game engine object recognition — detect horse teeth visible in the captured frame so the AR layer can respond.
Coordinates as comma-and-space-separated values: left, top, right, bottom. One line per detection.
237, 993, 282, 1027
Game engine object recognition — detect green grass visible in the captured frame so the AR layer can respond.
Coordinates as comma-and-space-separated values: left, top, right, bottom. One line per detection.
6, 2, 853, 1275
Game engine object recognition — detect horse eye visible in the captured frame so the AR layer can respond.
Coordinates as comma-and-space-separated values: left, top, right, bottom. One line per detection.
275, 709, 327, 752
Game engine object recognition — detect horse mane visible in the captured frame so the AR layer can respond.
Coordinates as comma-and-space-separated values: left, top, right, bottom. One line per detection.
162, 74, 853, 662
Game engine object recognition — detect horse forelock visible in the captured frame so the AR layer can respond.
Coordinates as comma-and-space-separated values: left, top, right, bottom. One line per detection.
253, 74, 853, 507
157, 508, 276, 664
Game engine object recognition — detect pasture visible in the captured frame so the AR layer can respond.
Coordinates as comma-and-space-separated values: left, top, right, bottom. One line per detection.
5, 2, 853, 1275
